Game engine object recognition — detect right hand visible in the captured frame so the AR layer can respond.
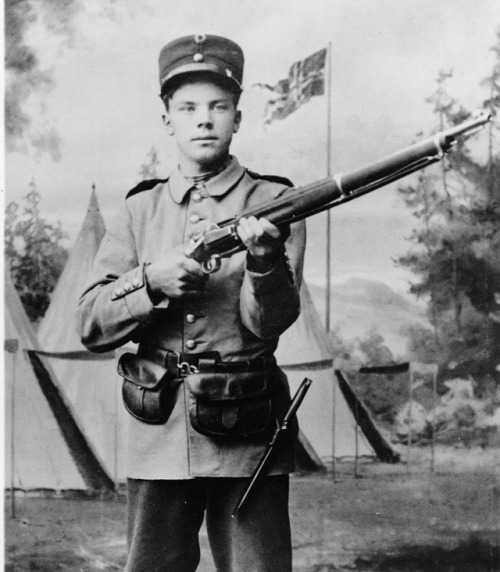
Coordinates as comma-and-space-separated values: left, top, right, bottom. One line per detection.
145, 244, 208, 300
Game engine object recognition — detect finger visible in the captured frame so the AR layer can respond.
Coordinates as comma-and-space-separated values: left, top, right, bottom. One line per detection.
258, 231, 281, 247
236, 218, 253, 245
181, 276, 205, 288
246, 218, 282, 246
182, 282, 206, 292
181, 272, 209, 286
244, 217, 282, 249
180, 284, 206, 298
182, 256, 207, 278
237, 217, 252, 234
184, 268, 209, 282
258, 218, 281, 239
245, 216, 265, 240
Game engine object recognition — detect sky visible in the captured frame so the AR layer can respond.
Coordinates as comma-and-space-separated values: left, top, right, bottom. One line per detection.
4, 0, 499, 298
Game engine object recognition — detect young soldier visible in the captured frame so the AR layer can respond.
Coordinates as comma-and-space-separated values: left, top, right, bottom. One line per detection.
77, 34, 305, 571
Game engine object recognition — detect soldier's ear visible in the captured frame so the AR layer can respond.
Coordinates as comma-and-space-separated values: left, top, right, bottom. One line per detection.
163, 114, 175, 136
233, 110, 242, 134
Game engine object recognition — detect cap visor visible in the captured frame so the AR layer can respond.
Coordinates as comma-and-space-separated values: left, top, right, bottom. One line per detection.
161, 62, 241, 92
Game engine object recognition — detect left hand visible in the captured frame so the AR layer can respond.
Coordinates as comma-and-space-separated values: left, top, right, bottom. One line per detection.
237, 216, 283, 271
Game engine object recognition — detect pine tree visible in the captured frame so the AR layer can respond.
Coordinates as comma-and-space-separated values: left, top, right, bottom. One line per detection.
5, 180, 68, 324
397, 32, 500, 380
139, 146, 161, 180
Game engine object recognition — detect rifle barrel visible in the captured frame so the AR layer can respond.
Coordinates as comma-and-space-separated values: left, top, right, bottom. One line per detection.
191, 112, 491, 269
235, 111, 491, 228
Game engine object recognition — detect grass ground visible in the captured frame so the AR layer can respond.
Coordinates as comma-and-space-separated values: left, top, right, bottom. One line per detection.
4, 446, 500, 571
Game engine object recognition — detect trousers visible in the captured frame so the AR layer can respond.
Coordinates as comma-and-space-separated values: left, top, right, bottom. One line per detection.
125, 476, 292, 572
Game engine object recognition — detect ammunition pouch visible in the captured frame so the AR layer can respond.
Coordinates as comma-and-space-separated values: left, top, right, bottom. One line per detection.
118, 353, 182, 425
186, 359, 279, 438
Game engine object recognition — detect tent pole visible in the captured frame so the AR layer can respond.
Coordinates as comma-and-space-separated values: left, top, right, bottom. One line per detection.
331, 368, 336, 479
407, 368, 413, 473
5, 340, 20, 519
114, 361, 119, 488
354, 373, 359, 478
11, 349, 17, 518
431, 365, 437, 473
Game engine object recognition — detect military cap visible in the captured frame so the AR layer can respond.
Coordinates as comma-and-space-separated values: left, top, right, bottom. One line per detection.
159, 34, 244, 96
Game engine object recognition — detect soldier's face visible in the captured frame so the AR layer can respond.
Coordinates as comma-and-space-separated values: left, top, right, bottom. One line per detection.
164, 79, 241, 172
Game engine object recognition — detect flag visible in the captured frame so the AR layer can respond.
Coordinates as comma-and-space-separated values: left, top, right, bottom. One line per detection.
255, 47, 327, 125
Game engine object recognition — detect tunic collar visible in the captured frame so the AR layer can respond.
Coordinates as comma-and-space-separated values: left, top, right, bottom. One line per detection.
168, 156, 245, 204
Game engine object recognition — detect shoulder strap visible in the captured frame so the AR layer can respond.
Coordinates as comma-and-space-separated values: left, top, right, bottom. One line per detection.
245, 170, 293, 188
126, 178, 168, 199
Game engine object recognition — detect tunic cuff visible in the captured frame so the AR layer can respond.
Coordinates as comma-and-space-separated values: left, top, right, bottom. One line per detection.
111, 264, 169, 322
241, 249, 300, 339
245, 249, 295, 291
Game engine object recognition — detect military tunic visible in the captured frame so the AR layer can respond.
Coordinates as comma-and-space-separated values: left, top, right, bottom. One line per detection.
77, 156, 306, 480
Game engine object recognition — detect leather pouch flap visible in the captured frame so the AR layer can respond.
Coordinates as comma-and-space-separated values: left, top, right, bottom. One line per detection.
186, 371, 273, 401
117, 353, 169, 390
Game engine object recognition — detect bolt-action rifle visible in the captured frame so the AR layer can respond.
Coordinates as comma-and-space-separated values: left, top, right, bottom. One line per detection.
185, 111, 491, 273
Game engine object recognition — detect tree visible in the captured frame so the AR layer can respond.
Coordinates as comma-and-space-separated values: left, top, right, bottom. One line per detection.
348, 330, 409, 426
400, 322, 440, 364
397, 31, 500, 381
481, 28, 500, 203
138, 146, 161, 180
5, 180, 68, 324
357, 330, 394, 366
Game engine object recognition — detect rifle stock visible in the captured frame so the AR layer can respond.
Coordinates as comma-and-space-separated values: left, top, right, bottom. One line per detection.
186, 111, 491, 273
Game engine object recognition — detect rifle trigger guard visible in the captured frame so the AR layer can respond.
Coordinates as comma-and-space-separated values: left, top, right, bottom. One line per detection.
202, 255, 222, 274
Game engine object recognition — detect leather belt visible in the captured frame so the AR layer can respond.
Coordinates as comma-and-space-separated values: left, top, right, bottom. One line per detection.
138, 345, 276, 376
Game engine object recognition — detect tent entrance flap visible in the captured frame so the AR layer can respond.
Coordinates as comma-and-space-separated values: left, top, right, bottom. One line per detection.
5, 273, 98, 492
277, 282, 400, 464
27, 351, 115, 491
335, 370, 400, 463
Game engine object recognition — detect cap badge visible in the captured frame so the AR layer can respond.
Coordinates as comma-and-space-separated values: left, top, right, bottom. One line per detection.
193, 34, 206, 63
226, 69, 233, 77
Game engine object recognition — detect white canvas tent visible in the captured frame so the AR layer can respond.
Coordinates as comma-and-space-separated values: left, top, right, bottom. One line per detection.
37, 189, 128, 485
276, 282, 399, 463
35, 189, 396, 482
4, 274, 113, 492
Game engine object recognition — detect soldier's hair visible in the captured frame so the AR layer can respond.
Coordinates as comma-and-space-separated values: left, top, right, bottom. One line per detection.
161, 72, 242, 111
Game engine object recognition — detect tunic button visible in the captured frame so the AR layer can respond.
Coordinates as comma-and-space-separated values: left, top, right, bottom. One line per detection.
186, 340, 197, 349
132, 278, 140, 287
189, 214, 200, 224
115, 287, 124, 297
186, 314, 196, 323
124, 282, 132, 292
192, 192, 202, 203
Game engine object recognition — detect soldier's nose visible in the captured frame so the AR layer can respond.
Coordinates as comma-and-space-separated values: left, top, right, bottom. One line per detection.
196, 107, 213, 127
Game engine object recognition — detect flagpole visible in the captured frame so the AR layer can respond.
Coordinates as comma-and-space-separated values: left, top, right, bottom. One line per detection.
325, 42, 336, 481
325, 41, 332, 332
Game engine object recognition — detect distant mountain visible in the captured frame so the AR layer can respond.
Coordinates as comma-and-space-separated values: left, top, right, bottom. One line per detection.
308, 278, 429, 357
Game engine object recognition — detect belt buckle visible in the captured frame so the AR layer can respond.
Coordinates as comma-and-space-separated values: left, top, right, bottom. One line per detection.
172, 352, 199, 375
